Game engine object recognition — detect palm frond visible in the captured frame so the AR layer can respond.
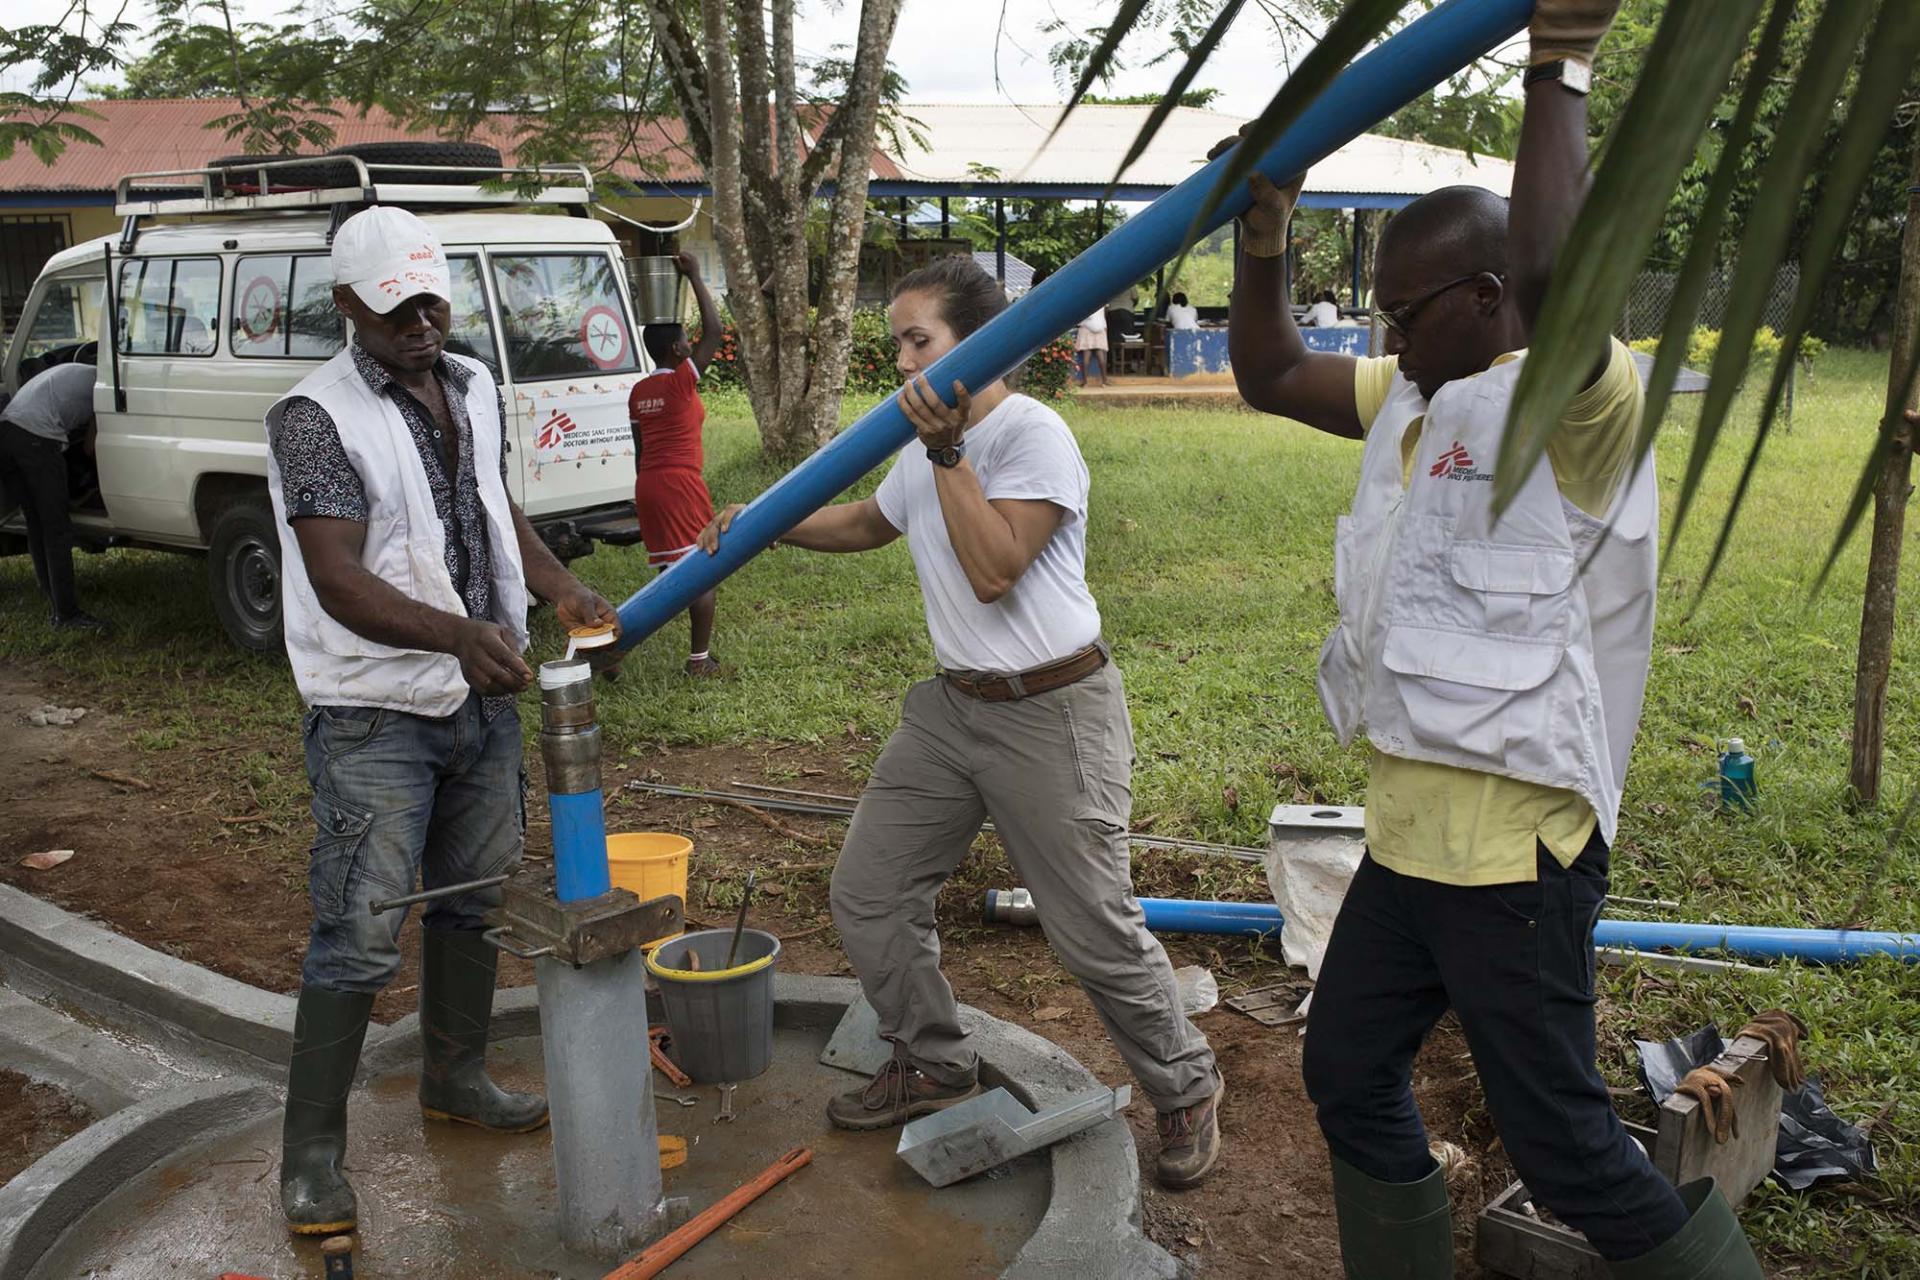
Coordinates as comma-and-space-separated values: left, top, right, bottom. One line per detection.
1049, 0, 1157, 142
1108, 0, 1250, 188
1663, 0, 1880, 557
1495, 0, 1765, 509
1698, 7, 1920, 596
1177, 0, 1404, 248
1633, 0, 1799, 467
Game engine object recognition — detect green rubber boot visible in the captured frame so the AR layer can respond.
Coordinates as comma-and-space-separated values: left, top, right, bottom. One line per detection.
280, 985, 375, 1235
418, 927, 549, 1133
1330, 1154, 1454, 1279
1607, 1179, 1765, 1280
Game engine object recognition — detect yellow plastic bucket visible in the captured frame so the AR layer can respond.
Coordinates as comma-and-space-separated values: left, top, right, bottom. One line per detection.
606, 832, 692, 948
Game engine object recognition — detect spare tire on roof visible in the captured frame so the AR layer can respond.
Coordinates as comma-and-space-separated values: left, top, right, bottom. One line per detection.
208, 153, 356, 195
325, 141, 506, 186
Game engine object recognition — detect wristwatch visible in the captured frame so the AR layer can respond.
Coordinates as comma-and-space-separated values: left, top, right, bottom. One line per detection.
1524, 58, 1592, 95
927, 442, 965, 468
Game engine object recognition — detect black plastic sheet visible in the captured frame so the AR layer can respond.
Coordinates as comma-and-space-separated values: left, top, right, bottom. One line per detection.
1633, 1025, 1877, 1192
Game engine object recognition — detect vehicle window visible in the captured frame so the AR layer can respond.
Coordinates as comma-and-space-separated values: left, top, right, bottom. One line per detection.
491, 252, 637, 379
444, 256, 501, 379
21, 275, 104, 360
231, 255, 347, 358
118, 257, 221, 356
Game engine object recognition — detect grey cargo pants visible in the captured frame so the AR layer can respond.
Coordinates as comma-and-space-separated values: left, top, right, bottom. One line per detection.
830, 661, 1221, 1110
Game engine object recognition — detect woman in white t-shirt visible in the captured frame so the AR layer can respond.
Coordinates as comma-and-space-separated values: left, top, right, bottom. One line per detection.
1165, 292, 1199, 331
697, 256, 1223, 1189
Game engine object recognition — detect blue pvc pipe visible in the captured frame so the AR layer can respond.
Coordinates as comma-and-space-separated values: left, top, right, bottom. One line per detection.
549, 787, 613, 903
1130, 896, 1920, 962
1140, 897, 1283, 939
1594, 919, 1920, 965
613, 0, 1533, 647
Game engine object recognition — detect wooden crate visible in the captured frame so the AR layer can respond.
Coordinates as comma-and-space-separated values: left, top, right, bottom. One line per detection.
1477, 1035, 1780, 1278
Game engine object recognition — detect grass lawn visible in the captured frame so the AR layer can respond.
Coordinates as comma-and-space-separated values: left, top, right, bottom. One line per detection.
2, 347, 1915, 1272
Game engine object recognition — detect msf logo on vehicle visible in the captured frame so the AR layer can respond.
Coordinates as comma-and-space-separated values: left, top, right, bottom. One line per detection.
537, 411, 580, 450
1429, 441, 1492, 482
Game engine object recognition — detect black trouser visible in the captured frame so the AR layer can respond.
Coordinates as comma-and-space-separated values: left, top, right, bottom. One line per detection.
0, 421, 80, 617
1302, 833, 1691, 1261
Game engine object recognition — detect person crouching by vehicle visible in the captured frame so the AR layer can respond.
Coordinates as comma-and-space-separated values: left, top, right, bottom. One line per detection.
631, 250, 725, 677
0, 360, 110, 633
697, 255, 1225, 1189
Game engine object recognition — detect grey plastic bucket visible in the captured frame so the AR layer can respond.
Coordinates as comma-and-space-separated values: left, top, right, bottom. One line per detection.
645, 927, 781, 1083
632, 256, 684, 325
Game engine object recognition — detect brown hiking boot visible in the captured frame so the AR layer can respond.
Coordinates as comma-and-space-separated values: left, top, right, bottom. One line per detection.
1155, 1076, 1225, 1189
826, 1052, 981, 1131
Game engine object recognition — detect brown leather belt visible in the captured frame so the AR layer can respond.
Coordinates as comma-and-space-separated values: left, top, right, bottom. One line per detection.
943, 644, 1107, 702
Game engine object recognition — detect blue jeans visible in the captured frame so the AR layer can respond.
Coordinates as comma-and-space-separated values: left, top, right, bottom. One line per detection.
299, 693, 525, 993
1302, 836, 1692, 1261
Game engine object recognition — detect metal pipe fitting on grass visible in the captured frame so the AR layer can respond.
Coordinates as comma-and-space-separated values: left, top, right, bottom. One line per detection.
985, 887, 1283, 939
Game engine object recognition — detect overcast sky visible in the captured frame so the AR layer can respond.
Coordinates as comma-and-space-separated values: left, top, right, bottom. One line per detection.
7, 0, 1298, 118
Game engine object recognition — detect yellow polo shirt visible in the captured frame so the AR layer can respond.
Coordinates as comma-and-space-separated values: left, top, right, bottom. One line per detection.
1351, 339, 1642, 885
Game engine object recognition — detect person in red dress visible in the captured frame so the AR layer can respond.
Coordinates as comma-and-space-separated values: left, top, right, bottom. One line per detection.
630, 251, 724, 676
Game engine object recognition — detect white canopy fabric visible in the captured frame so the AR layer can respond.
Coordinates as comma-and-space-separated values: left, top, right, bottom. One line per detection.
881, 104, 1514, 206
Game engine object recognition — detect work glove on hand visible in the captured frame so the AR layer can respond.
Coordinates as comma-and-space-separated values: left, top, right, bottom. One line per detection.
1675, 1065, 1743, 1144
1736, 1008, 1809, 1092
1207, 128, 1302, 259
1529, 0, 1621, 66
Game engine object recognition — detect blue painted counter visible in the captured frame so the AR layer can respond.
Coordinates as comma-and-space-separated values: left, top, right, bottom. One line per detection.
1168, 325, 1370, 377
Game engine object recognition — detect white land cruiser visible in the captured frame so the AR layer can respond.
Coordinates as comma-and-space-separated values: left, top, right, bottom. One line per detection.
1, 148, 652, 651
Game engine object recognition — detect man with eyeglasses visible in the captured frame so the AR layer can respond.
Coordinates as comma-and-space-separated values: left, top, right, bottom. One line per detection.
1219, 3, 1763, 1278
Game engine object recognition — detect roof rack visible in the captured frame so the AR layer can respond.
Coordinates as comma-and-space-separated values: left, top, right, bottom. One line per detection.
113, 156, 597, 251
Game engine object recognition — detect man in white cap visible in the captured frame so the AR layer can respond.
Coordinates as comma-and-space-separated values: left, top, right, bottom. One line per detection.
265, 205, 620, 1236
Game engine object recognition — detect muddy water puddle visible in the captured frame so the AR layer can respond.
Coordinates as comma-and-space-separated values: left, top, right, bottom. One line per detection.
31, 1027, 1048, 1278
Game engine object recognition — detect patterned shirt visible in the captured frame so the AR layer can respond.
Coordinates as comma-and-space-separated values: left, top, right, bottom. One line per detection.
269, 344, 515, 719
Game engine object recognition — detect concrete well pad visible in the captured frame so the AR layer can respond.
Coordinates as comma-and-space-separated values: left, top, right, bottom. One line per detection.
27, 1025, 1050, 1280
2, 885, 1176, 1279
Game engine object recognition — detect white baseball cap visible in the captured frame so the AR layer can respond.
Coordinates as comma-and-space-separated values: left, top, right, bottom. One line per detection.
331, 206, 451, 314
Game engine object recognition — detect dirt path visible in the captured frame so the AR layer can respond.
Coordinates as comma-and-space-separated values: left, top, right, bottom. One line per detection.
0, 1071, 94, 1188
0, 663, 1510, 1276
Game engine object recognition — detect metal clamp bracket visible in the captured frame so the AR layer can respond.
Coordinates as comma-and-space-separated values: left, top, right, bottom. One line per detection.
485, 866, 683, 968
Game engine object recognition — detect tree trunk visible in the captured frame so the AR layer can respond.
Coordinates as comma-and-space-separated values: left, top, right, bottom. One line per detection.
795, 0, 905, 453
1847, 136, 1920, 805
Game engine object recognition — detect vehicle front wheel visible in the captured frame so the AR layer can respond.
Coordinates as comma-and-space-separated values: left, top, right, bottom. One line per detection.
208, 498, 284, 653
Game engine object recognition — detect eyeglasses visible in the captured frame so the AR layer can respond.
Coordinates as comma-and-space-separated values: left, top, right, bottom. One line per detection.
1372, 272, 1503, 335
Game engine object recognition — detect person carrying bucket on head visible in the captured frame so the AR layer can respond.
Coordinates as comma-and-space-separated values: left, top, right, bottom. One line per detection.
264, 205, 621, 1238
631, 251, 726, 677
1219, 1, 1764, 1276
697, 255, 1225, 1190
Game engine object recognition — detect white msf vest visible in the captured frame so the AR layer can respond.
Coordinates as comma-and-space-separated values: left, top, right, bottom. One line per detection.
265, 351, 528, 717
1316, 356, 1658, 841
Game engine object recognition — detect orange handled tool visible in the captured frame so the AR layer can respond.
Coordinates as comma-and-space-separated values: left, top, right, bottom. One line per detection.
604, 1145, 813, 1280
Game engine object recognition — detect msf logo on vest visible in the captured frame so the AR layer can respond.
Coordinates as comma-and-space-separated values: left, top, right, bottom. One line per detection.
1429, 441, 1492, 483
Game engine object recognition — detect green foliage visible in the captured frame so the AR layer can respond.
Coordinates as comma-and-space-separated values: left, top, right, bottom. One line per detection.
1589, 0, 1918, 346
951, 198, 1128, 278
1628, 326, 1828, 374
1083, 89, 1221, 108
696, 309, 1076, 403
1375, 65, 1522, 161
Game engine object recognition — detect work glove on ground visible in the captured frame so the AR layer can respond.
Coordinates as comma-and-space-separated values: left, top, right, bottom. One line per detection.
1736, 1008, 1809, 1091
1529, 0, 1622, 66
1675, 1064, 1743, 1144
